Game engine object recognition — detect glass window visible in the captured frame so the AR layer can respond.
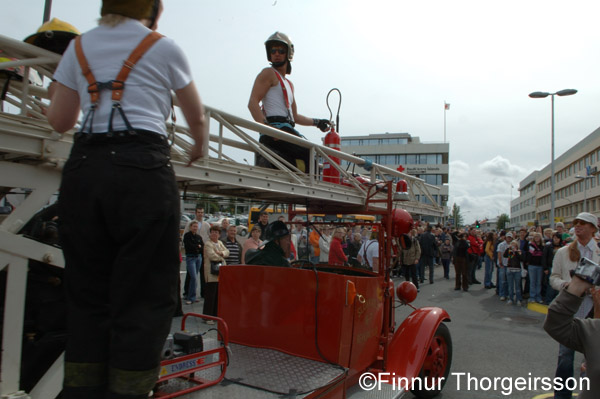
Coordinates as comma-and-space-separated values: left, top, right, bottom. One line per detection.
381, 155, 395, 165
427, 154, 438, 164
406, 155, 417, 164
398, 138, 408, 144
397, 154, 406, 164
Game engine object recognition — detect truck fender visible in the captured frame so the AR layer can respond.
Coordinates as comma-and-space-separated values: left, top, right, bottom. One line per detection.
386, 307, 450, 381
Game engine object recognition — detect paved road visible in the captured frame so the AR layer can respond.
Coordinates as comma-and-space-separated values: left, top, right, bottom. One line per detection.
395, 265, 585, 399
172, 263, 587, 399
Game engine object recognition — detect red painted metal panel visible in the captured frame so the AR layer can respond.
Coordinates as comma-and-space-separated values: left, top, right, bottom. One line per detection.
218, 265, 357, 365
385, 307, 450, 380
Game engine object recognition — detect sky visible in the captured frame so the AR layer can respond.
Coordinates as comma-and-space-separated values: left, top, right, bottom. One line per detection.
3, 0, 600, 224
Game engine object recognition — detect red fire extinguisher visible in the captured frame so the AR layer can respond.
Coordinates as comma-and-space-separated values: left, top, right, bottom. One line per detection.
323, 124, 341, 183
323, 88, 342, 184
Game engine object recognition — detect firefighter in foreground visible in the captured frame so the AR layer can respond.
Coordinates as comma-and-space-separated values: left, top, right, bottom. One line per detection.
47, 0, 206, 397
248, 31, 330, 172
246, 221, 292, 267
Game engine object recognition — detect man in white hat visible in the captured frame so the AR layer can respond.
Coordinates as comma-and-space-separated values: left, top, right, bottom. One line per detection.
549, 212, 600, 399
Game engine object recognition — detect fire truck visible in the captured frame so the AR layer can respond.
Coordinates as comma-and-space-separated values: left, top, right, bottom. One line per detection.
0, 32, 450, 399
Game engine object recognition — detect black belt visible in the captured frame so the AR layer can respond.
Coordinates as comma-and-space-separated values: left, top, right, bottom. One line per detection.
73, 129, 167, 145
266, 116, 295, 127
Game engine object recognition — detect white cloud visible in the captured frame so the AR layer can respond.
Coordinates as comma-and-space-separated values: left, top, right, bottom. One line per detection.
480, 156, 528, 177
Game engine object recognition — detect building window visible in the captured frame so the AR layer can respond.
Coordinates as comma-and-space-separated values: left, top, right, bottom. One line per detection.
406, 155, 417, 164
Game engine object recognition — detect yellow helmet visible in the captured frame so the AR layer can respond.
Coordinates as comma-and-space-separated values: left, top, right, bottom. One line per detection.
24, 18, 80, 55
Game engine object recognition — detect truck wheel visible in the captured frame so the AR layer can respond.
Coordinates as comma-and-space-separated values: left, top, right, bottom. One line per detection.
411, 323, 452, 399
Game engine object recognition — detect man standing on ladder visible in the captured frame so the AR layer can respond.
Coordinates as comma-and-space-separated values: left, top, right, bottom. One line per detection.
248, 32, 330, 172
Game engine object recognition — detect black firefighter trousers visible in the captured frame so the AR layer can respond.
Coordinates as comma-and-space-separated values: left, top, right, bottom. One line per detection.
58, 131, 180, 399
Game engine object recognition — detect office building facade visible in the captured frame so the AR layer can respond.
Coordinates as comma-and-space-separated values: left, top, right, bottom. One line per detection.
510, 127, 600, 228
340, 132, 449, 221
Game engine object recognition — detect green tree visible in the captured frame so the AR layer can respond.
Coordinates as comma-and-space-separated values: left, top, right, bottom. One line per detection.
450, 203, 464, 229
497, 213, 510, 230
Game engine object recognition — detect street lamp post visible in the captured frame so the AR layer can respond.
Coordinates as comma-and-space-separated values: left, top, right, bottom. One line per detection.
529, 89, 577, 229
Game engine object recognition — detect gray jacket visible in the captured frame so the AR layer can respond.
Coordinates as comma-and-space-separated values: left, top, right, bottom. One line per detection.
544, 289, 600, 399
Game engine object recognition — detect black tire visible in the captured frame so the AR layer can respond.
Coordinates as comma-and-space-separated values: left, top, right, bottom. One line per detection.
411, 322, 452, 399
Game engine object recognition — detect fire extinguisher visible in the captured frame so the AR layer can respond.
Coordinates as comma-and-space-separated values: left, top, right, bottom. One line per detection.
323, 88, 342, 184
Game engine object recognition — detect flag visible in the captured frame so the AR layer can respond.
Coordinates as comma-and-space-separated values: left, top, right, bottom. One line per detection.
444, 103, 450, 110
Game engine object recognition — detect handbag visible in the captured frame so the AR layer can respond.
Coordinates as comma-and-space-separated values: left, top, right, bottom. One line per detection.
210, 260, 223, 275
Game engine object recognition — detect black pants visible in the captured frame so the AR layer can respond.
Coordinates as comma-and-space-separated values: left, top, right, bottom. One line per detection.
467, 254, 479, 283
58, 131, 180, 399
402, 263, 419, 289
203, 282, 219, 317
258, 124, 310, 172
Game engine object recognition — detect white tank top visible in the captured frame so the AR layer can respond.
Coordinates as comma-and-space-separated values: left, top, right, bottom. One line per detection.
262, 69, 294, 121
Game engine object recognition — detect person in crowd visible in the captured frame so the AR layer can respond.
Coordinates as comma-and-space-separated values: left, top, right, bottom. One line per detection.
496, 232, 513, 301
544, 273, 600, 399
544, 227, 554, 244
453, 232, 470, 291
440, 238, 453, 280
47, 0, 207, 396
549, 212, 600, 399
183, 221, 203, 305
219, 218, 230, 241
247, 32, 330, 171
475, 230, 485, 271
466, 227, 483, 284
483, 232, 496, 289
291, 218, 308, 259
241, 225, 262, 264
183, 206, 210, 300
504, 240, 524, 306
358, 228, 380, 272
518, 227, 530, 298
309, 225, 321, 264
347, 232, 363, 267
204, 226, 229, 323
555, 221, 570, 242
494, 231, 505, 296
329, 227, 348, 266
401, 229, 422, 290
543, 232, 564, 304
319, 225, 332, 263
418, 225, 438, 284
526, 232, 545, 304
257, 211, 270, 240
246, 220, 292, 267
221, 224, 242, 265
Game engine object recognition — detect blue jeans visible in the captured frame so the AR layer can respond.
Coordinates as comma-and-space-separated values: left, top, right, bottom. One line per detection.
185, 254, 202, 301
554, 343, 575, 399
528, 265, 543, 302
498, 266, 508, 298
484, 255, 494, 287
506, 270, 522, 301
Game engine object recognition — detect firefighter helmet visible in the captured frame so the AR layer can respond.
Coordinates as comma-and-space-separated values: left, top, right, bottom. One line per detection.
264, 220, 290, 242
265, 31, 294, 62
23, 18, 80, 55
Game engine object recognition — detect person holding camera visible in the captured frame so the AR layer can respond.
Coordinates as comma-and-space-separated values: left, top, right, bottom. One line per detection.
548, 212, 600, 399
544, 273, 600, 399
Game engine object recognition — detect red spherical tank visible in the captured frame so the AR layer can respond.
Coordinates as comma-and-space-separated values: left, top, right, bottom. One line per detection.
396, 281, 418, 304
385, 208, 413, 237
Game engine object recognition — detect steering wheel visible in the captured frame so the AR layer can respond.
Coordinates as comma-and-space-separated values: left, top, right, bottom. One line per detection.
290, 259, 315, 269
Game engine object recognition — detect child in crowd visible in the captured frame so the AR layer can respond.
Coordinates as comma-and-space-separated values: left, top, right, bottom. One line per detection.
504, 241, 523, 305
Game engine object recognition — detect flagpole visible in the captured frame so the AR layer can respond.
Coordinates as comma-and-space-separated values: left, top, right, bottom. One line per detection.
444, 101, 446, 143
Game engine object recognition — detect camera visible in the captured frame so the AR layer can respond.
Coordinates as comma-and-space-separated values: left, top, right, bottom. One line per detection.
573, 257, 600, 286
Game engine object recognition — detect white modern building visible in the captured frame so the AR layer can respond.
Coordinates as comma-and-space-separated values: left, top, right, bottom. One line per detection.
510, 127, 600, 228
340, 132, 449, 222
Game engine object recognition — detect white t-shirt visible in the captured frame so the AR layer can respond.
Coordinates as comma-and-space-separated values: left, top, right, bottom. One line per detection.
359, 239, 379, 271
54, 19, 192, 136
